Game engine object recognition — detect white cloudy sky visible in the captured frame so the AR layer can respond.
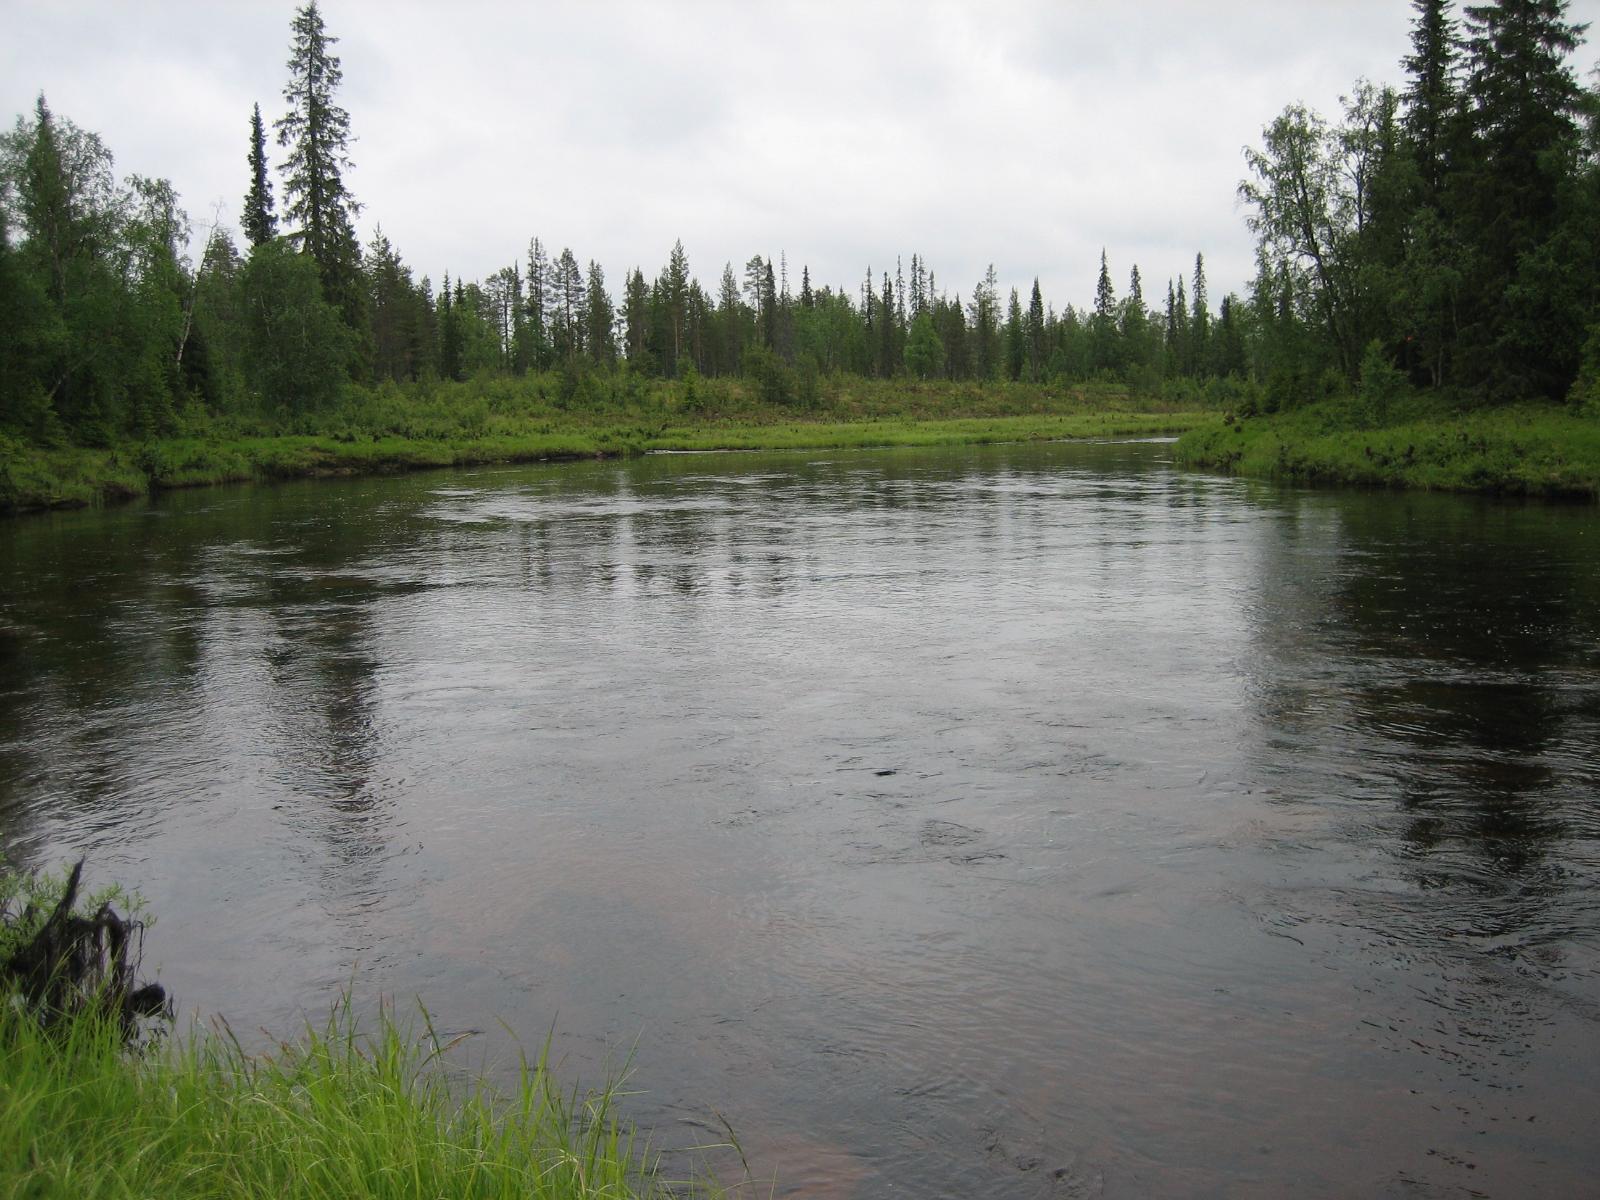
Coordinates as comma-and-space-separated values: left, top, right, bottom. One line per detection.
4, 1, 1598, 310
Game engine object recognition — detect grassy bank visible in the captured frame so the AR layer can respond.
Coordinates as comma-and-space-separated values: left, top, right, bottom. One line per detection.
0, 864, 706, 1199
1, 999, 696, 1200
1, 375, 1214, 515
1173, 393, 1600, 499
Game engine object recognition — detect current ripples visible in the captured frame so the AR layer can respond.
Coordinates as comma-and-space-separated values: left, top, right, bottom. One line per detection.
1, 442, 1598, 1197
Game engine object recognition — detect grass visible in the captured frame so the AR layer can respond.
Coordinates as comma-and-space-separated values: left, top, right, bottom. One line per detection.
0, 374, 1214, 515
1173, 391, 1600, 499
0, 863, 723, 1199
0, 995, 710, 1200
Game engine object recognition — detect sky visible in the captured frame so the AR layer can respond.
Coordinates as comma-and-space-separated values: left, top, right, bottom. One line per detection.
4, 0, 1598, 313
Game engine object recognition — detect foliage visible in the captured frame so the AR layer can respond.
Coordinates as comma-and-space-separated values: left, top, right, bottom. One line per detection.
1175, 391, 1600, 496
4, 0, 1596, 477
1358, 338, 1409, 426
239, 239, 354, 417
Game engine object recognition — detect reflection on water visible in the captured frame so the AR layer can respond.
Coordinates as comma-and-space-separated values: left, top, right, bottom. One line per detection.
1, 442, 1597, 1198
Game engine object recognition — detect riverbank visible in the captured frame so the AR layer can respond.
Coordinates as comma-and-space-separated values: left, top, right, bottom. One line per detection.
1173, 394, 1600, 499
0, 377, 1213, 514
0, 865, 699, 1200
1, 998, 693, 1200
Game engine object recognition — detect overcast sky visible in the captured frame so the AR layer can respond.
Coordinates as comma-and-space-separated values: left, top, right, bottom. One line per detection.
4, 1, 1598, 311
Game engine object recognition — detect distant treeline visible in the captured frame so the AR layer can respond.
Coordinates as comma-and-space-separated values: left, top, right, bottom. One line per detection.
2, 0, 1597, 450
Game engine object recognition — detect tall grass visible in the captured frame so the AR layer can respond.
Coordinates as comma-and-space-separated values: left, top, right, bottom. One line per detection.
0, 997, 707, 1199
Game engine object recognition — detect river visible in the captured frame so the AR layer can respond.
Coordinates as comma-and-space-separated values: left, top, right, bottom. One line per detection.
2, 439, 1597, 1197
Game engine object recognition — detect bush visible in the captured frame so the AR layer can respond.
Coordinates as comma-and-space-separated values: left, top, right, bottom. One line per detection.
1358, 339, 1408, 427
1570, 324, 1600, 417
742, 345, 794, 407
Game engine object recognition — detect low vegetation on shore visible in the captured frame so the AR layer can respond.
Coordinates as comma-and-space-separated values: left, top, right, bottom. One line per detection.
0, 864, 713, 1200
1174, 386, 1600, 499
0, 376, 1214, 515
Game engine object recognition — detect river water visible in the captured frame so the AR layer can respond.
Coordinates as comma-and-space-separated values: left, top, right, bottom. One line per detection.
2, 439, 1597, 1197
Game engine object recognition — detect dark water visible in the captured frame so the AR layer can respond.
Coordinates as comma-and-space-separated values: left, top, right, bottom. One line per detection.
3, 440, 1598, 1198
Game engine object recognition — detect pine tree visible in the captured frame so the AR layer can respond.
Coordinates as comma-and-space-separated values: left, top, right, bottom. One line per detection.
275, 0, 363, 330
242, 103, 276, 248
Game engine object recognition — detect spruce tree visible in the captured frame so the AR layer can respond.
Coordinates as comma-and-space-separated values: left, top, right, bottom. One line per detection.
1026, 278, 1046, 378
242, 103, 276, 248
1091, 250, 1118, 373
1403, 0, 1461, 205
1456, 0, 1589, 395
275, 0, 363, 330
1191, 253, 1210, 375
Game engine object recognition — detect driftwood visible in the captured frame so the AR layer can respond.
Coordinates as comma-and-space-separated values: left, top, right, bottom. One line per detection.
1, 859, 169, 1039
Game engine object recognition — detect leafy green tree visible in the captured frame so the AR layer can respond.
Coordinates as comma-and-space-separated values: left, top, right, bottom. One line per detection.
239, 239, 351, 416
1241, 87, 1399, 381
242, 103, 276, 248
1, 95, 188, 443
0, 203, 61, 438
191, 227, 247, 408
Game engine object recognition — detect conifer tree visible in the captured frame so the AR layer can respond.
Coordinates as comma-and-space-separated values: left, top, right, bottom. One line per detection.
1191, 253, 1210, 374
1004, 288, 1025, 380
587, 260, 615, 368
1455, 0, 1589, 395
1026, 278, 1045, 379
1090, 250, 1119, 372
275, 0, 363, 330
242, 103, 276, 248
1403, 0, 1461, 205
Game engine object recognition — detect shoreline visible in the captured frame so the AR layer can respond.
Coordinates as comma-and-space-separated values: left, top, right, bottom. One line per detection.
1172, 397, 1600, 501
0, 410, 1210, 517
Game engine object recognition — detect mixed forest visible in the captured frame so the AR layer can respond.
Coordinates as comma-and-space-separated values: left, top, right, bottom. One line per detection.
1, 0, 1598, 501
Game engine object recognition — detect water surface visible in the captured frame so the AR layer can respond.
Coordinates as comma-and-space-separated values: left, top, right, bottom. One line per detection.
2, 440, 1597, 1197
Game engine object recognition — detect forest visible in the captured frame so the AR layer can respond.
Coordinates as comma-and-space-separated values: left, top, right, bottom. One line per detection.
0, 0, 1597, 471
